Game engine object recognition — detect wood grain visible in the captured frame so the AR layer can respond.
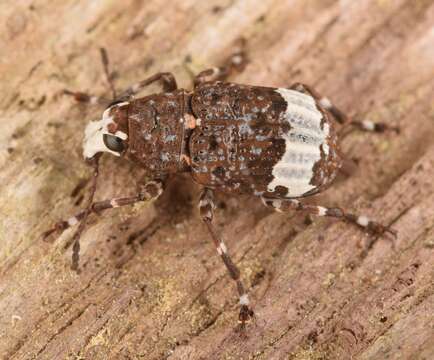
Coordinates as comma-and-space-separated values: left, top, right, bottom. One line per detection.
1, 1, 433, 359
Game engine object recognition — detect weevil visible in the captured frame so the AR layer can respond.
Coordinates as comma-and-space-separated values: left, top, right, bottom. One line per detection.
44, 48, 398, 328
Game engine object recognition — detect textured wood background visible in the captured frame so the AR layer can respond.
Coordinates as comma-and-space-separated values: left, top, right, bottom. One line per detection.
1, 1, 434, 359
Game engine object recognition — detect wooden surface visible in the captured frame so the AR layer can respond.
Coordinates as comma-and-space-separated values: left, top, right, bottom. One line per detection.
1, 1, 434, 359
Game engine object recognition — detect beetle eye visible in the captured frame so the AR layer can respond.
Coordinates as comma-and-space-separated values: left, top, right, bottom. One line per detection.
103, 134, 124, 152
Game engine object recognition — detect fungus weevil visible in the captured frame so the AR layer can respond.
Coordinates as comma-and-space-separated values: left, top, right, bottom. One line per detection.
44, 48, 398, 328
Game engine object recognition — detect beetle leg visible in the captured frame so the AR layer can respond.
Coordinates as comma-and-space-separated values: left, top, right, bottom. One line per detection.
62, 89, 109, 105
194, 49, 247, 86
119, 72, 178, 99
199, 188, 254, 328
290, 83, 399, 134
64, 72, 178, 105
42, 180, 164, 267
194, 67, 231, 86
261, 197, 397, 238
43, 180, 164, 239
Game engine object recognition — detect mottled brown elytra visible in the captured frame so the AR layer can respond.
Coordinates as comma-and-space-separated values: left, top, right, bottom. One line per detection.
44, 48, 398, 329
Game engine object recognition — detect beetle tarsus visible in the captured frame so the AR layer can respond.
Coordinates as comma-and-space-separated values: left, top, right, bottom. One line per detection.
365, 220, 398, 239
238, 305, 255, 329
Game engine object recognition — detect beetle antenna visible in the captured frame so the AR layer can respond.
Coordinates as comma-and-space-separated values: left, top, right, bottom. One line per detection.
100, 47, 117, 100
71, 154, 101, 272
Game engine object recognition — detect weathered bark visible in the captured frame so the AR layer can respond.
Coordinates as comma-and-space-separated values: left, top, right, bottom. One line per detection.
1, 1, 433, 359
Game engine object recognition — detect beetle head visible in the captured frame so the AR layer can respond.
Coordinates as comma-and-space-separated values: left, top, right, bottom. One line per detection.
83, 101, 129, 159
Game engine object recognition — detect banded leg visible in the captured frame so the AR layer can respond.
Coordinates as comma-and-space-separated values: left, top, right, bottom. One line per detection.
199, 188, 254, 328
194, 48, 247, 86
62, 89, 109, 105
117, 72, 178, 99
261, 197, 396, 237
42, 180, 164, 264
290, 83, 399, 134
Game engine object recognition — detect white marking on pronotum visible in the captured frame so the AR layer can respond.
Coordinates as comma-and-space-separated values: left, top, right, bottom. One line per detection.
67, 216, 79, 226
239, 294, 250, 305
319, 97, 332, 110
357, 215, 370, 227
317, 206, 328, 216
268, 89, 330, 197
83, 104, 129, 159
184, 113, 197, 129
361, 120, 376, 131
217, 241, 228, 255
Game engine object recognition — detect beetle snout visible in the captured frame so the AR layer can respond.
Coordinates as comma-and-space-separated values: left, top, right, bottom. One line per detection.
82, 105, 129, 159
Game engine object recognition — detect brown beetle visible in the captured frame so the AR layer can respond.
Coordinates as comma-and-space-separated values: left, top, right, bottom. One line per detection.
44, 49, 397, 328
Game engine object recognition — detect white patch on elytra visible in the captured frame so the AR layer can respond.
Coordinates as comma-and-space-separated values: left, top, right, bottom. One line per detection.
267, 88, 330, 197
83, 105, 128, 159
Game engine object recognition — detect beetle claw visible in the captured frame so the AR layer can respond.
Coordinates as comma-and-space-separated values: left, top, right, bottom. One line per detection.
368, 221, 397, 239
237, 305, 255, 332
